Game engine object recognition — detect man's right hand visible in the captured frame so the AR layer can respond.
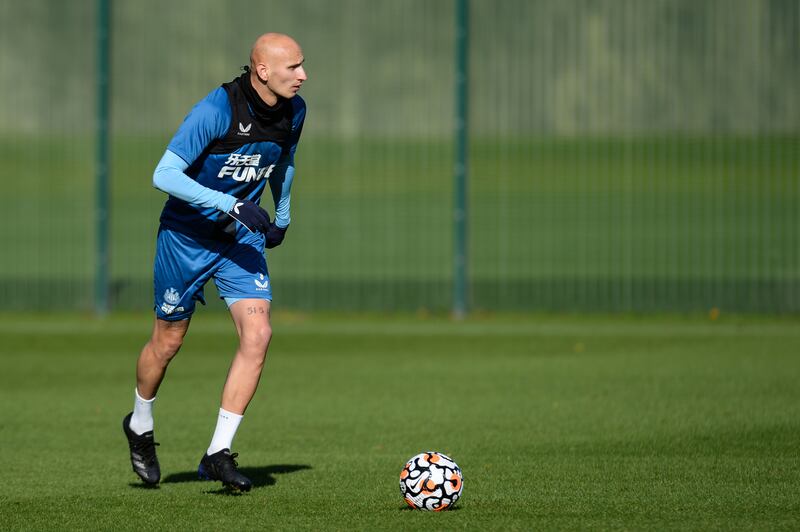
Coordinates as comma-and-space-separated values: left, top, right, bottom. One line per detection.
226, 200, 271, 234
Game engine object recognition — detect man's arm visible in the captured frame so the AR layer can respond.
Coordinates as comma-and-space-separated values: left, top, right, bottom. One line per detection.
262, 162, 293, 249
153, 150, 270, 233
264, 100, 305, 248
153, 150, 237, 212
267, 160, 295, 230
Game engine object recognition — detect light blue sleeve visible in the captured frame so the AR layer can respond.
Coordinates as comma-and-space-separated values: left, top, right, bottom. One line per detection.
268, 164, 294, 228
152, 150, 237, 212
267, 98, 306, 228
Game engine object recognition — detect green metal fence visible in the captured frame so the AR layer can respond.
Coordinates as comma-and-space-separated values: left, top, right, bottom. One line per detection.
1, 0, 798, 313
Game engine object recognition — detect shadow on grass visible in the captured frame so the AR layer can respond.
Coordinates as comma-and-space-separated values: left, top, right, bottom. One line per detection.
128, 482, 160, 490
398, 504, 463, 512
162, 464, 312, 491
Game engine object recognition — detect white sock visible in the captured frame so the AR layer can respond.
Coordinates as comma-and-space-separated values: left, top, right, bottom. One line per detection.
207, 408, 244, 455
130, 388, 155, 435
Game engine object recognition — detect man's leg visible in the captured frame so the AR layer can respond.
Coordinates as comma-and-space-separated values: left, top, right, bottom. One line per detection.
129, 317, 191, 433
124, 317, 191, 485
198, 298, 271, 492
222, 298, 272, 414
136, 317, 192, 400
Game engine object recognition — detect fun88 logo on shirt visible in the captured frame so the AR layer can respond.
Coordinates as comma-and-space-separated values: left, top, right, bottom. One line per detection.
217, 153, 275, 182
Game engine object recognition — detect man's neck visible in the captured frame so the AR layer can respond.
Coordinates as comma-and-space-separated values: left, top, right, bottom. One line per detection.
249, 74, 278, 107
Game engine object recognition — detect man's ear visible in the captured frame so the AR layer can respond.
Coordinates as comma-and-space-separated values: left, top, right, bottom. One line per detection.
257, 64, 270, 82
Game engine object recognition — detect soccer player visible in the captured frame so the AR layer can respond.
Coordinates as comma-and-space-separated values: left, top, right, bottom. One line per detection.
122, 33, 307, 492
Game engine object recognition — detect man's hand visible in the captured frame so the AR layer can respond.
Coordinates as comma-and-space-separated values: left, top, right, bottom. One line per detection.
226, 200, 271, 233
265, 224, 288, 248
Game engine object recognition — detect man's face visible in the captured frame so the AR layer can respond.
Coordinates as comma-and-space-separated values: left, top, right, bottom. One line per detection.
266, 47, 307, 100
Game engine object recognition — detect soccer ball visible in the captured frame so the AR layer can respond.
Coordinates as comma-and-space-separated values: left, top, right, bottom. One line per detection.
399, 451, 463, 511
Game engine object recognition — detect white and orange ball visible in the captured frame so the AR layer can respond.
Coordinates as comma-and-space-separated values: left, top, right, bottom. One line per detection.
399, 451, 463, 511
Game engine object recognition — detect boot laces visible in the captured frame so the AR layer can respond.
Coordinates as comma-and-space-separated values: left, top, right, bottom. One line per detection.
132, 437, 160, 464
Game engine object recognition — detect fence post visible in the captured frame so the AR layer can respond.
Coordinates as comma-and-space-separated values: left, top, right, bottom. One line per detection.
95, 0, 111, 315
453, 0, 470, 318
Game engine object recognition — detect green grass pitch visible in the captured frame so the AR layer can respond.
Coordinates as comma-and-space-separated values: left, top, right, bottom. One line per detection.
1, 312, 799, 530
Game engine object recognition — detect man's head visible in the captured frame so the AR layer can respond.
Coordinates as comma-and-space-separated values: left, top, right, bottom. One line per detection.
249, 33, 307, 105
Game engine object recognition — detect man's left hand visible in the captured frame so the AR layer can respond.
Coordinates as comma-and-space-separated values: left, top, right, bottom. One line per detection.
265, 224, 288, 249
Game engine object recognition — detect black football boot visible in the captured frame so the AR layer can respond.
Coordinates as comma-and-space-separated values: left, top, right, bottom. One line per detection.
122, 412, 161, 485
198, 448, 252, 492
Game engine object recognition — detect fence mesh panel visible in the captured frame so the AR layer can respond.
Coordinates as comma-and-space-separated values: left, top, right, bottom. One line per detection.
0, 0, 797, 312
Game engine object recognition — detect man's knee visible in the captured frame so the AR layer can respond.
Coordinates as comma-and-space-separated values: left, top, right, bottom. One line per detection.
150, 320, 188, 362
151, 335, 183, 361
239, 323, 272, 366
240, 324, 272, 359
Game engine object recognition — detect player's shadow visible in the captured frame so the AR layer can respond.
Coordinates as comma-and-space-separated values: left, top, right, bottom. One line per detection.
162, 464, 311, 491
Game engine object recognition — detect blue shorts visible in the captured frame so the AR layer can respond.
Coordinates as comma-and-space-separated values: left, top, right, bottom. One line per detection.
153, 227, 271, 321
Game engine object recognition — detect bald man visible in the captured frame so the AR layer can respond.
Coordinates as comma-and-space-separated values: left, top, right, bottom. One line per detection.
122, 33, 307, 492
